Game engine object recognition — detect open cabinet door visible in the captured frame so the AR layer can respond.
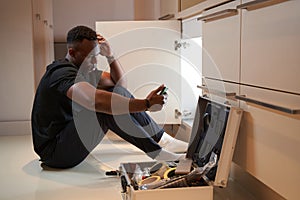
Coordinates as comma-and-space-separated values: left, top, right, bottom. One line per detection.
96, 21, 181, 124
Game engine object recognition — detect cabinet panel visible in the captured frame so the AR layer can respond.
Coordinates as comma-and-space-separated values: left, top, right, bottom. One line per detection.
0, 0, 35, 121
160, 0, 180, 18
202, 0, 241, 83
240, 0, 300, 94
181, 0, 206, 11
234, 86, 300, 200
202, 78, 240, 108
32, 0, 54, 88
43, 0, 55, 65
180, 38, 202, 120
96, 21, 181, 124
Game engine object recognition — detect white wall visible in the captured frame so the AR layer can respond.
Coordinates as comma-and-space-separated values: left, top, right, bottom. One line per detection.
53, 0, 160, 59
53, 0, 135, 42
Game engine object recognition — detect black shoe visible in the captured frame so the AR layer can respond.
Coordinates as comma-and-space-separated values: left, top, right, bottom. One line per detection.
40, 163, 61, 171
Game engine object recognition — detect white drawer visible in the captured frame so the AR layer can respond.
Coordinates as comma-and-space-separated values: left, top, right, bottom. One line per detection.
240, 0, 300, 94
234, 86, 300, 199
201, 0, 241, 82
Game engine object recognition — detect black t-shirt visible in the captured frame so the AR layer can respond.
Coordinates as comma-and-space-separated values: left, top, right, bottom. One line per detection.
31, 59, 102, 159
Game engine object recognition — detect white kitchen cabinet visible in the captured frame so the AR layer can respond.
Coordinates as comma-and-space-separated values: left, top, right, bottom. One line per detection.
234, 86, 300, 200
234, 1, 300, 199
96, 21, 182, 124
201, 0, 241, 83
181, 0, 206, 11
160, 0, 180, 19
0, 0, 53, 135
0, 0, 35, 123
180, 37, 202, 120
240, 0, 300, 95
199, 0, 300, 199
32, 0, 55, 88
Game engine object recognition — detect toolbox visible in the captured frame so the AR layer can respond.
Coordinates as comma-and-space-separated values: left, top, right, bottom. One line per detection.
119, 96, 243, 200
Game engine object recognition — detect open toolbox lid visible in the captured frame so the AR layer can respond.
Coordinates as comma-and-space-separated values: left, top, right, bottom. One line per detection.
186, 96, 243, 188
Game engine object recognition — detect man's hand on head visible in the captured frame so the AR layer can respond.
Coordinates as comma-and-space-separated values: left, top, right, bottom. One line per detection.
97, 34, 113, 57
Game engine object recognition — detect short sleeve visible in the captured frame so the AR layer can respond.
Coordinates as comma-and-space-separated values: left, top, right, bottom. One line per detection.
49, 67, 78, 95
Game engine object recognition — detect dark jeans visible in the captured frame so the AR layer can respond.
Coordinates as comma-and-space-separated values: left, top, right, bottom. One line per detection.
43, 86, 163, 168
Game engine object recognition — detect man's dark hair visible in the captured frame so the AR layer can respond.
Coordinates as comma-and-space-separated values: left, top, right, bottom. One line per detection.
67, 26, 97, 44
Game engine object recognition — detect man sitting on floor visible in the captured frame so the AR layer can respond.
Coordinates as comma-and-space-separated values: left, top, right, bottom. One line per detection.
31, 25, 187, 169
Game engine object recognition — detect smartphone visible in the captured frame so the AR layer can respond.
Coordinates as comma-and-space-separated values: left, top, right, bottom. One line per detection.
159, 87, 168, 95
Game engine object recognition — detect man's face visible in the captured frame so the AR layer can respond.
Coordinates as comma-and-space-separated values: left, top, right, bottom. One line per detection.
71, 39, 99, 67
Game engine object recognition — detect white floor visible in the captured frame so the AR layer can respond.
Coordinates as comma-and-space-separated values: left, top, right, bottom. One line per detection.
0, 132, 255, 200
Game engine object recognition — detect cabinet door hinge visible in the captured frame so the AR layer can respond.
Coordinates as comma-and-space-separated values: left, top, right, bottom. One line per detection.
174, 40, 190, 51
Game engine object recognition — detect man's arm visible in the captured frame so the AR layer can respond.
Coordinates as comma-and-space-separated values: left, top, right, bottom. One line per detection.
66, 82, 165, 115
98, 35, 127, 88
97, 71, 115, 90
106, 56, 127, 88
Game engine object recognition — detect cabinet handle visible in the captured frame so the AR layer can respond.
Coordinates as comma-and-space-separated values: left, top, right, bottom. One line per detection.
35, 14, 41, 20
237, 0, 289, 11
197, 9, 238, 22
235, 95, 300, 114
198, 85, 236, 97
159, 14, 175, 20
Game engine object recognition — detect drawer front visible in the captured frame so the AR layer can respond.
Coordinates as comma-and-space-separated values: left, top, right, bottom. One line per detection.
202, 78, 240, 107
240, 0, 300, 94
202, 0, 241, 83
234, 86, 300, 200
